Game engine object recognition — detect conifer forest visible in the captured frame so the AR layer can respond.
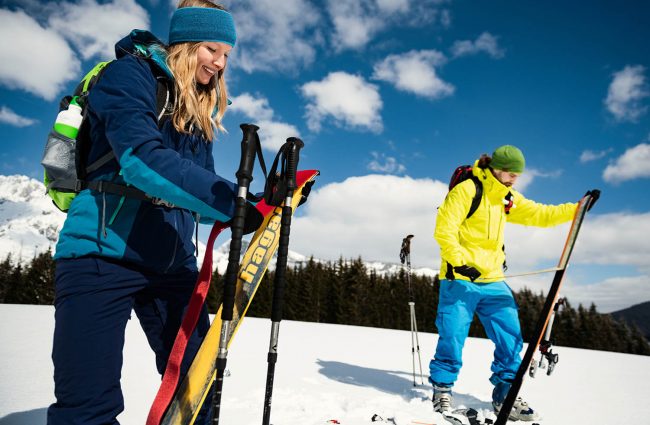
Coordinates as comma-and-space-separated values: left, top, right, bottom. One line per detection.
1, 251, 648, 356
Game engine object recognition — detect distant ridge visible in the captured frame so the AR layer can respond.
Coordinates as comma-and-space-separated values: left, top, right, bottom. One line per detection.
610, 300, 650, 340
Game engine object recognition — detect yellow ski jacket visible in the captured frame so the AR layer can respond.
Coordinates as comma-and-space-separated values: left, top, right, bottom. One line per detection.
435, 160, 577, 283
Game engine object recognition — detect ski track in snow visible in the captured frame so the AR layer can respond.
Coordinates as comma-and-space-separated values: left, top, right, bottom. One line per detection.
1, 304, 649, 425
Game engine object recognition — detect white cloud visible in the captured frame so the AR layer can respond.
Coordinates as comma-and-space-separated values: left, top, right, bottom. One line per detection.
227, 0, 321, 73
439, 9, 451, 28
229, 93, 274, 121
292, 176, 650, 310
220, 165, 650, 312
505, 211, 650, 312
512, 167, 562, 193
580, 148, 612, 163
513, 172, 534, 193
229, 93, 300, 151
192, 0, 448, 72
0, 1, 148, 100
327, 2, 382, 51
256, 121, 302, 152
450, 32, 505, 59
301, 72, 383, 133
47, 0, 150, 61
575, 212, 650, 270
291, 174, 447, 267
605, 65, 649, 122
504, 211, 650, 274
0, 106, 37, 127
326, 0, 447, 51
501, 270, 650, 314
367, 152, 406, 174
372, 50, 454, 100
560, 275, 650, 313
0, 9, 80, 100
603, 143, 650, 183
376, 0, 410, 14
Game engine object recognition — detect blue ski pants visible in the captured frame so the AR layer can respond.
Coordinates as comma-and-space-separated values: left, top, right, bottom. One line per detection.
47, 256, 212, 425
429, 279, 522, 393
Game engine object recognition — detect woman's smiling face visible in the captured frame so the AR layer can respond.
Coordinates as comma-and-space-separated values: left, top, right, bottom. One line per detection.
195, 41, 231, 85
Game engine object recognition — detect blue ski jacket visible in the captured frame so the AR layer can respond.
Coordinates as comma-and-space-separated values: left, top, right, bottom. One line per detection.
55, 32, 238, 273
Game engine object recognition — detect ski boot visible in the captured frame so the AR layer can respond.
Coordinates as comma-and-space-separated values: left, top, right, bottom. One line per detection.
492, 397, 541, 421
432, 384, 453, 413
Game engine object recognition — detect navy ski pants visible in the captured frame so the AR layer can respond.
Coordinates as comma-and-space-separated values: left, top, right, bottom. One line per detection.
47, 256, 211, 425
429, 279, 523, 394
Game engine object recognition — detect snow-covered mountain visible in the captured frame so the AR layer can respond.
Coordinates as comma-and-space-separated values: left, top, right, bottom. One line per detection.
0, 174, 438, 277
0, 175, 65, 263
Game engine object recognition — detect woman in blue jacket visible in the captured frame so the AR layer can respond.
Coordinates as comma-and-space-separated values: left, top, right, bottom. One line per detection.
48, 1, 249, 423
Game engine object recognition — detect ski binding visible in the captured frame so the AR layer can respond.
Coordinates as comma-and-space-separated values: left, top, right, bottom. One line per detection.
442, 408, 494, 425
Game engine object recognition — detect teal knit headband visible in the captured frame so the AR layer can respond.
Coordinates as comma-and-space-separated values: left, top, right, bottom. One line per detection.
168, 7, 237, 46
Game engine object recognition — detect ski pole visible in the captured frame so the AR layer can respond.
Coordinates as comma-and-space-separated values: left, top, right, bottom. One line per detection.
212, 123, 262, 425
262, 137, 304, 425
400, 235, 423, 386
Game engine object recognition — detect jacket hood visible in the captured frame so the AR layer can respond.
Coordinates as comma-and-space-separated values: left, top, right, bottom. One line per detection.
472, 159, 513, 202
115, 30, 173, 80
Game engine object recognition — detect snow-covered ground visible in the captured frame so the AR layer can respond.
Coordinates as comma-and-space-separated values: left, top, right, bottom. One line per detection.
1, 304, 649, 425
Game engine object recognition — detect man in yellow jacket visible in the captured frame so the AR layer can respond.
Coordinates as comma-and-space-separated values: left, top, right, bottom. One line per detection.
430, 145, 592, 421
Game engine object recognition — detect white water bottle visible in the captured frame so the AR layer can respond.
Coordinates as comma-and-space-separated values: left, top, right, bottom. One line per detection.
54, 101, 83, 139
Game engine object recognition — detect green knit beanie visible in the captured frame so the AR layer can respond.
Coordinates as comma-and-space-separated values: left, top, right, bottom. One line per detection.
491, 145, 525, 173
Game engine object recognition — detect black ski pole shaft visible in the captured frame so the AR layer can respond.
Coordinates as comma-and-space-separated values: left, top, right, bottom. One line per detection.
495, 194, 592, 425
401, 234, 423, 386
212, 123, 261, 425
400, 235, 415, 301
262, 137, 304, 425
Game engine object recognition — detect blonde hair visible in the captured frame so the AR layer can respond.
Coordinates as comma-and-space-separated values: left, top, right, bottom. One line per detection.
166, 0, 230, 141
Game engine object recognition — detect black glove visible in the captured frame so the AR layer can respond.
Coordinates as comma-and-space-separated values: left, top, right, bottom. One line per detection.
454, 265, 481, 282
298, 180, 315, 206
584, 189, 601, 211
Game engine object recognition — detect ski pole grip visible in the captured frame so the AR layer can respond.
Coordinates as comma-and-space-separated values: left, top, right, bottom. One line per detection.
221, 124, 259, 321
222, 195, 247, 321
237, 123, 260, 187
285, 137, 304, 191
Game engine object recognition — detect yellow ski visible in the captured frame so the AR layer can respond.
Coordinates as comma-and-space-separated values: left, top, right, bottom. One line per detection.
160, 170, 318, 425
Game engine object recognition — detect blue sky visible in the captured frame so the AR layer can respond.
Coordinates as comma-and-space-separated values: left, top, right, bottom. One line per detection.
0, 0, 649, 312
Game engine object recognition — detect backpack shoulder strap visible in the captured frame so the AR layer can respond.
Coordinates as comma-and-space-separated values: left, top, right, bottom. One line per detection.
155, 75, 173, 125
145, 55, 174, 127
83, 60, 172, 176
466, 176, 482, 219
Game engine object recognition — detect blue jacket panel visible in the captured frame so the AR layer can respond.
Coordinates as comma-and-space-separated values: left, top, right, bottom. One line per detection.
55, 33, 236, 273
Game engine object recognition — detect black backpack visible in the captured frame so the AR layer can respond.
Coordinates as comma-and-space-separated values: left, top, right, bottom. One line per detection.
448, 165, 483, 218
